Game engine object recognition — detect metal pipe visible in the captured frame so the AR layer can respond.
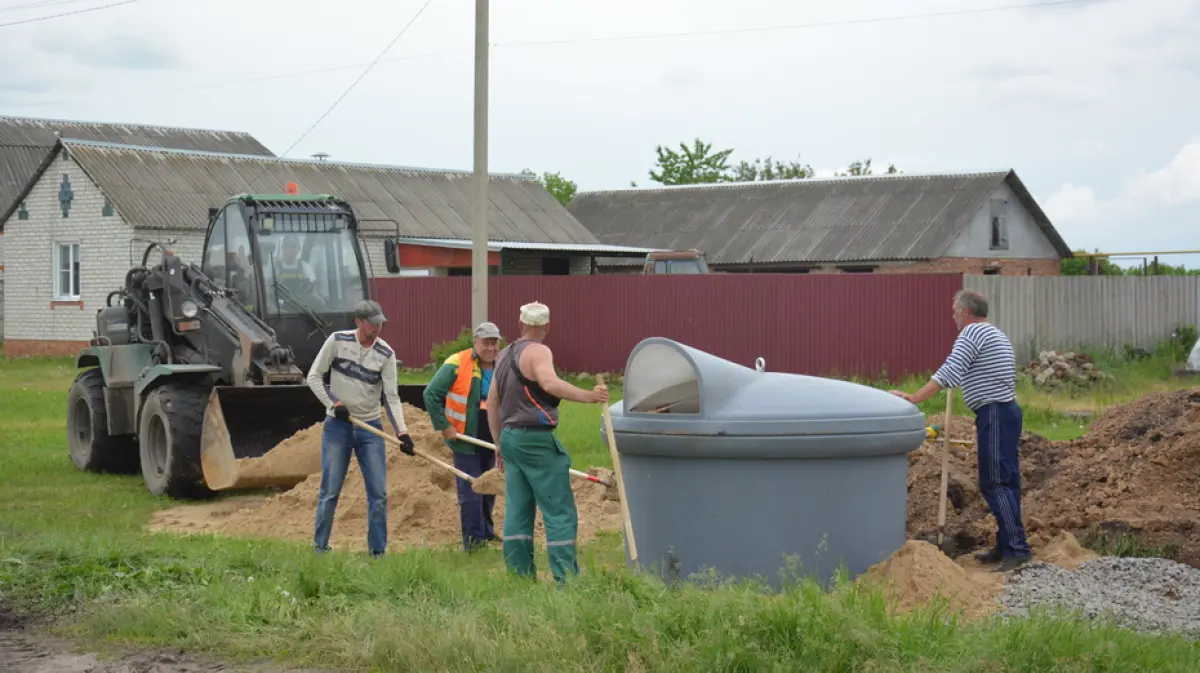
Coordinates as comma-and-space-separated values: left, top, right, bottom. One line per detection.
1073, 249, 1200, 257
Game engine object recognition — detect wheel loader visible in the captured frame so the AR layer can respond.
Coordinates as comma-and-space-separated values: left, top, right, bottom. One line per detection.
66, 193, 427, 500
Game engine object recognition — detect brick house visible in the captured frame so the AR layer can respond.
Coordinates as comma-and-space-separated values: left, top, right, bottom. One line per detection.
0, 115, 274, 341
567, 170, 1073, 275
1, 138, 648, 356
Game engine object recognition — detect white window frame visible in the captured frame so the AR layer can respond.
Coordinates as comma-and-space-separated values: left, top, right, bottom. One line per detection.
54, 241, 81, 301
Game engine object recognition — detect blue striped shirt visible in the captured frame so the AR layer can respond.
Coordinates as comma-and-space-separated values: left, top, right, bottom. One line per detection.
931, 321, 1017, 411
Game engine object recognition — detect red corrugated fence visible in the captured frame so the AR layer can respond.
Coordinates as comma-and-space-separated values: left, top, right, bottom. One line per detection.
375, 274, 964, 379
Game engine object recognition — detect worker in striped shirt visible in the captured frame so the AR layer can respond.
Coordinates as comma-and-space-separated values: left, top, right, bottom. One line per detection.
891, 289, 1032, 572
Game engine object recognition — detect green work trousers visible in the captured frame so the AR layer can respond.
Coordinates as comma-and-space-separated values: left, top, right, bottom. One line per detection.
499, 427, 579, 585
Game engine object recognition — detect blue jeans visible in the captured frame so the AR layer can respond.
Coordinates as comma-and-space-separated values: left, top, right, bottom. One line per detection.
452, 447, 497, 551
975, 401, 1031, 558
313, 416, 388, 556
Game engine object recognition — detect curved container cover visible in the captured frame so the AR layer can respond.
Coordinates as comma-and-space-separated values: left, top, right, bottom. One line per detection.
607, 337, 927, 458
603, 337, 928, 588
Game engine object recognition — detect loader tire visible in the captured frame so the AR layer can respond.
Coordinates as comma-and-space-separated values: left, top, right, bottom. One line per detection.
66, 369, 139, 474
138, 383, 214, 500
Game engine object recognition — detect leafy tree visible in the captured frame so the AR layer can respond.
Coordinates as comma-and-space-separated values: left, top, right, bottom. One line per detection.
642, 138, 900, 186
521, 169, 578, 206
1060, 249, 1199, 275
648, 139, 735, 185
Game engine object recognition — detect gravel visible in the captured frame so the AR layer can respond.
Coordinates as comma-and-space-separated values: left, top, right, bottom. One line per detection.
1000, 556, 1200, 637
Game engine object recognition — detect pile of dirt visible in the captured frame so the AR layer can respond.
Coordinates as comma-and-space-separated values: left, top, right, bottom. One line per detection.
152, 403, 623, 552
860, 540, 1005, 618
1024, 350, 1111, 388
906, 413, 1065, 551
1032, 388, 1200, 565
907, 389, 1200, 567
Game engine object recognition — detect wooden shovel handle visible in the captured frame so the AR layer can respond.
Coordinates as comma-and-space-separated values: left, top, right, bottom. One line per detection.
598, 375, 638, 563
453, 433, 612, 486
349, 417, 477, 483
937, 389, 953, 544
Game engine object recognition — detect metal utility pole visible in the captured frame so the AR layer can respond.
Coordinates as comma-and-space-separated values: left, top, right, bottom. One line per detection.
471, 0, 489, 328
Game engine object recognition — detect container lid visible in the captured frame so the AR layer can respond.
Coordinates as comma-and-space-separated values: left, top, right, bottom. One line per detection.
611, 337, 927, 438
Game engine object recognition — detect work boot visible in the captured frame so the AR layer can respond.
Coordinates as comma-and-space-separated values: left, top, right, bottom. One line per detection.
991, 553, 1032, 573
974, 546, 1003, 564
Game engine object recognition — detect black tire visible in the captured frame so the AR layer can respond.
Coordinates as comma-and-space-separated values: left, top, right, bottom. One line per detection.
137, 383, 214, 500
66, 369, 139, 474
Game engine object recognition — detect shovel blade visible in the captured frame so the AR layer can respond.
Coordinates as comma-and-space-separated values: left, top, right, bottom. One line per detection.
200, 385, 328, 491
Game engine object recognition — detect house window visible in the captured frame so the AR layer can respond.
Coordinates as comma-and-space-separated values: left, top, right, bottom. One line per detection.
56, 242, 81, 300
989, 198, 1009, 251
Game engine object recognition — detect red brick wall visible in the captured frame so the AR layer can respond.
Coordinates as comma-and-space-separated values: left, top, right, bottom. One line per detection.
872, 257, 1061, 276
2, 340, 90, 358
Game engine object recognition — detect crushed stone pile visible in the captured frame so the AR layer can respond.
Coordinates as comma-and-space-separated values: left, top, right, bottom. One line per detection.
1023, 350, 1111, 388
907, 389, 1200, 567
158, 403, 623, 552
1001, 557, 1200, 637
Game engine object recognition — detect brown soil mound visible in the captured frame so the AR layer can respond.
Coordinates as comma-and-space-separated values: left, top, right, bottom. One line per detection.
860, 540, 1005, 618
229, 422, 325, 483
151, 403, 623, 552
907, 389, 1200, 567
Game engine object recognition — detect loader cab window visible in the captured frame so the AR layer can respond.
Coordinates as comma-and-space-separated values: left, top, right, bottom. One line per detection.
259, 211, 366, 316
201, 205, 262, 311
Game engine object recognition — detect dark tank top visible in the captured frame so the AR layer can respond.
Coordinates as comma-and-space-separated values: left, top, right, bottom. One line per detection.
495, 338, 561, 428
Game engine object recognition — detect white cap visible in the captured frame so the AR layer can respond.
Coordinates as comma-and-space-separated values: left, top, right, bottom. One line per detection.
519, 301, 549, 326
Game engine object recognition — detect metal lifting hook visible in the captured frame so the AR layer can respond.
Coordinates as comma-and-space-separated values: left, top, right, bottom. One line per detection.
755, 357, 765, 372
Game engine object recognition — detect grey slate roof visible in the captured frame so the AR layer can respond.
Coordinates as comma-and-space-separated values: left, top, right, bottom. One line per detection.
1, 115, 273, 227
568, 170, 1072, 266
44, 139, 600, 245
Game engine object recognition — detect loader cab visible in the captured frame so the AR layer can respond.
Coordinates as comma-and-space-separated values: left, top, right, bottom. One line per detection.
200, 193, 370, 370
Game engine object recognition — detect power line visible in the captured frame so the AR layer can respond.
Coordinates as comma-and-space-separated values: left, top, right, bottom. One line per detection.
2, 0, 1104, 107
0, 0, 142, 27
495, 0, 1099, 47
240, 0, 434, 188
0, 0, 99, 13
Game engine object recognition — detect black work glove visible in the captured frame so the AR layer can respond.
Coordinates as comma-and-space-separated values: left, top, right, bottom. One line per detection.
333, 404, 350, 422
397, 433, 415, 456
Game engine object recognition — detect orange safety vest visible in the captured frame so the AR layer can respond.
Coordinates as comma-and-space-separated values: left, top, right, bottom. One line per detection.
445, 348, 484, 434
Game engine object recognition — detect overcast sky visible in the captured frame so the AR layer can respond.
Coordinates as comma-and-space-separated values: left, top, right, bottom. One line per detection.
2, 0, 1198, 268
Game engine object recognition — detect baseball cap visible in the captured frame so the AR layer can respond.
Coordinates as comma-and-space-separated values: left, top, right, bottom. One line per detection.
474, 321, 501, 339
354, 300, 387, 325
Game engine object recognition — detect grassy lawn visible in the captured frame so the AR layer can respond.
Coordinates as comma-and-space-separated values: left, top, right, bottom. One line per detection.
2, 352, 1199, 671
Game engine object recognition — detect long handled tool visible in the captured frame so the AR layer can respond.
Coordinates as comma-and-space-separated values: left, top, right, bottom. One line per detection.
598, 374, 637, 564
349, 417, 478, 484
452, 433, 614, 487
934, 389, 956, 556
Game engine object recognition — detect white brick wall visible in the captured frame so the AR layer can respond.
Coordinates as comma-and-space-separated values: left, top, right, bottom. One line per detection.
3, 149, 136, 343
1, 232, 6, 339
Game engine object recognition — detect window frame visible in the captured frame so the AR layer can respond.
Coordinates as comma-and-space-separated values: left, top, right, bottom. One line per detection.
54, 241, 82, 301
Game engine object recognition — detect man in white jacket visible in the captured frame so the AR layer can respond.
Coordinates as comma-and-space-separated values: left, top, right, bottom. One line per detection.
306, 299, 413, 556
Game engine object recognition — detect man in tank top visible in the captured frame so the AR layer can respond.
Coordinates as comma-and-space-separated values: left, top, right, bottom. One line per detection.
485, 301, 609, 584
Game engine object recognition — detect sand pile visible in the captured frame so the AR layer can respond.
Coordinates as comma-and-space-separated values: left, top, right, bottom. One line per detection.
154, 403, 623, 552
906, 389, 1200, 567
860, 540, 1005, 618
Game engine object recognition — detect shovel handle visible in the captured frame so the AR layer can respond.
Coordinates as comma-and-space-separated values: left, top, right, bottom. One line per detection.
453, 432, 613, 486
349, 417, 477, 483
937, 389, 953, 545
598, 375, 638, 563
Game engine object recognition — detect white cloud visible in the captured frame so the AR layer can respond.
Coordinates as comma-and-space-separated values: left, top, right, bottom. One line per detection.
1043, 183, 1101, 223
1126, 138, 1200, 205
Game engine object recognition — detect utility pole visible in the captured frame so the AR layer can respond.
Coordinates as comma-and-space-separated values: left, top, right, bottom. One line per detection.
471, 0, 489, 328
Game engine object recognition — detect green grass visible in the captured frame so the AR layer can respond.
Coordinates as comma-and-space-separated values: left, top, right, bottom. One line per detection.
2, 353, 1200, 671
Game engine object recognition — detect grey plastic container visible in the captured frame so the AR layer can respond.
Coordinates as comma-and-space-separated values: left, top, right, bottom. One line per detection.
603, 337, 926, 589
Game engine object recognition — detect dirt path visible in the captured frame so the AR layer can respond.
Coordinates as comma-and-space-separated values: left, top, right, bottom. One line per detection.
0, 605, 332, 673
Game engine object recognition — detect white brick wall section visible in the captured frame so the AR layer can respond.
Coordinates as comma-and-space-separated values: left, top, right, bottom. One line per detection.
3, 151, 136, 342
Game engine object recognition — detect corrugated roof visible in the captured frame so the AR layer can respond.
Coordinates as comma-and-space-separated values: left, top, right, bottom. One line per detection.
51, 139, 600, 245
398, 236, 658, 255
567, 170, 1072, 266
0, 115, 274, 227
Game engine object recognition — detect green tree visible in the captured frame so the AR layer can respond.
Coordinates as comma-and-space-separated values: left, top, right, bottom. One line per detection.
521, 169, 578, 206
643, 138, 900, 186
1061, 249, 1199, 276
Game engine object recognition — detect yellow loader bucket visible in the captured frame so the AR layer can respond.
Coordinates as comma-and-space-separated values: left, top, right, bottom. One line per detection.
200, 385, 329, 491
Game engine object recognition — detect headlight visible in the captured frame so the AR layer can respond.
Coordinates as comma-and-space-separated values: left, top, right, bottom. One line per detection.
181, 300, 199, 318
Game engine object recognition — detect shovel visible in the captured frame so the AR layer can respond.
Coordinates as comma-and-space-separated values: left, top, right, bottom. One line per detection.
598, 374, 638, 564
348, 417, 479, 484
929, 389, 960, 557
452, 433, 614, 487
